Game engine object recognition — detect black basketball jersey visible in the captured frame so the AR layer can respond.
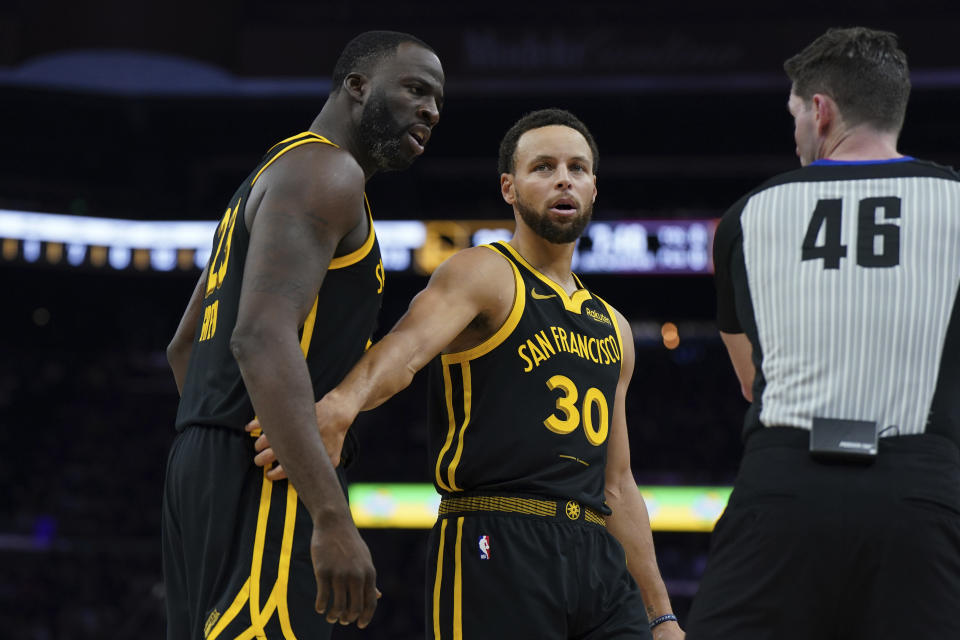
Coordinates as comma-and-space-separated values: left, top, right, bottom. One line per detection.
175, 132, 385, 434
427, 241, 624, 514
714, 158, 960, 446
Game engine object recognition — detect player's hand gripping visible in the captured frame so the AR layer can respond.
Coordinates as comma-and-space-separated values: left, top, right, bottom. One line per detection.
246, 394, 354, 480
311, 515, 380, 627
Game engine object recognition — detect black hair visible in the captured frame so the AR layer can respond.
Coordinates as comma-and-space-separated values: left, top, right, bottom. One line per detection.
331, 30, 435, 92
497, 108, 599, 174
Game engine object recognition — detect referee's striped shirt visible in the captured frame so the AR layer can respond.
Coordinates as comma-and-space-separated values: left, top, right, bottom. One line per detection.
714, 158, 960, 446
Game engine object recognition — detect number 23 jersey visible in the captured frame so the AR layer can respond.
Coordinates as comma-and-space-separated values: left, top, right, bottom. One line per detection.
427, 241, 625, 515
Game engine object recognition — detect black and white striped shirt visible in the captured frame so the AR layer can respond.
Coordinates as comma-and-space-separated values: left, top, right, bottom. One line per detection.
715, 158, 960, 446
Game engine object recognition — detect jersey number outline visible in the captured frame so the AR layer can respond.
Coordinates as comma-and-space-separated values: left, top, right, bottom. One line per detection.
801, 197, 901, 270
543, 374, 609, 446
205, 200, 241, 297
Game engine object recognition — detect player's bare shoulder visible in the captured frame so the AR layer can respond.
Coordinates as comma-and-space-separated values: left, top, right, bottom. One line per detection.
430, 245, 518, 351
247, 140, 366, 235
432, 245, 516, 307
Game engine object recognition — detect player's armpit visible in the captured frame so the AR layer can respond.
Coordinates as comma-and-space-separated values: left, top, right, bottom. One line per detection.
720, 331, 754, 402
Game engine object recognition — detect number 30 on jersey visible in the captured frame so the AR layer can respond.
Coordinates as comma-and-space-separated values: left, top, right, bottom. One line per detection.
543, 374, 609, 445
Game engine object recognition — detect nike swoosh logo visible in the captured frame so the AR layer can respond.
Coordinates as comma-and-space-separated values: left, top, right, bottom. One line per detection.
530, 288, 557, 300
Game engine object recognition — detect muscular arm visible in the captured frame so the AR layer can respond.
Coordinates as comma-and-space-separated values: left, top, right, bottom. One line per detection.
325, 246, 514, 429
603, 309, 683, 639
166, 267, 208, 395
227, 146, 376, 626
342, 247, 513, 408
720, 331, 754, 402
251, 246, 516, 470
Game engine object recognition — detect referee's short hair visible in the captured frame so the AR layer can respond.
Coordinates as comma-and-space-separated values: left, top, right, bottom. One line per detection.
498, 109, 599, 175
331, 31, 434, 93
784, 26, 910, 133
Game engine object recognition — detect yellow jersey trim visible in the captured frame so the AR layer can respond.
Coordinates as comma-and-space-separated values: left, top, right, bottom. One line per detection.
435, 364, 458, 492
248, 468, 273, 629
432, 518, 448, 639
453, 517, 464, 640
206, 578, 250, 639
445, 362, 472, 491
440, 244, 526, 365
251, 133, 338, 186
329, 194, 376, 270
497, 241, 592, 313
596, 296, 624, 378
276, 486, 300, 639
265, 131, 330, 155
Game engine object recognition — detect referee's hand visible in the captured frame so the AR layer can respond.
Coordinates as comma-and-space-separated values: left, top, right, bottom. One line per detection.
311, 519, 381, 628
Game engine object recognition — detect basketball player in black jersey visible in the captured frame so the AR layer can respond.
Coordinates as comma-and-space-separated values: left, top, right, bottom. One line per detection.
162, 31, 443, 639
252, 109, 683, 639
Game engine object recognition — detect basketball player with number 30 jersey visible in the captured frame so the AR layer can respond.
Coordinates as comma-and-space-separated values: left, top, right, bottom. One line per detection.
252, 109, 683, 639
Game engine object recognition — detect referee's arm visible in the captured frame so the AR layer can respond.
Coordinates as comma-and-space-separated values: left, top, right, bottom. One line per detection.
721, 332, 754, 402
714, 207, 754, 401
604, 308, 684, 639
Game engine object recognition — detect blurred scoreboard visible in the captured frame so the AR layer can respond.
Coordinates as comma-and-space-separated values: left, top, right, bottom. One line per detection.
0, 209, 716, 276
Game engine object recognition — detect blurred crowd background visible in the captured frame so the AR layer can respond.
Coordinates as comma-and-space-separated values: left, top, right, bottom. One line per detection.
3, 1, 960, 637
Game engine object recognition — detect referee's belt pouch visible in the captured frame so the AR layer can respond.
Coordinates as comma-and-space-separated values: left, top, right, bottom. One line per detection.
809, 417, 878, 463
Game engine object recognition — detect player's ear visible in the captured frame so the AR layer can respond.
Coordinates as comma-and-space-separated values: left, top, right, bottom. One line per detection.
812, 93, 834, 136
591, 175, 598, 203
344, 72, 369, 103
500, 173, 515, 205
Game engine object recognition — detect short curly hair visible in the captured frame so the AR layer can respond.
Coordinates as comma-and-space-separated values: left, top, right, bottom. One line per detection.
497, 109, 599, 175
330, 31, 434, 92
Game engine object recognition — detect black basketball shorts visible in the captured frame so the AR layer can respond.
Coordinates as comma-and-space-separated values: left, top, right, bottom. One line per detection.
426, 495, 651, 639
162, 424, 347, 639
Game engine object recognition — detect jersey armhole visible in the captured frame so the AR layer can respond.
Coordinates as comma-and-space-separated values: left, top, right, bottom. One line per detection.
595, 295, 625, 378
440, 245, 527, 365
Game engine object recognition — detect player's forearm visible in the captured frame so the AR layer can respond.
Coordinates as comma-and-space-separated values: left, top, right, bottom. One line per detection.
336, 331, 428, 413
231, 329, 352, 524
166, 339, 193, 396
605, 474, 675, 620
168, 268, 208, 395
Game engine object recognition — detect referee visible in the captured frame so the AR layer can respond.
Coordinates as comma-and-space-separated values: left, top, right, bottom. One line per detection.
686, 27, 960, 639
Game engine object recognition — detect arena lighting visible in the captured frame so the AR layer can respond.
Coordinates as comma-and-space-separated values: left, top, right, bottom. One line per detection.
348, 484, 732, 532
0, 209, 716, 275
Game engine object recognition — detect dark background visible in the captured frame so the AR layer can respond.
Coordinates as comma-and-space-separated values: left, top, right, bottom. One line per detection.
2, 2, 960, 637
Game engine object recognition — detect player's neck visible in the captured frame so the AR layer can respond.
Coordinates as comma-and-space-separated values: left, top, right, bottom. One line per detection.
508, 227, 578, 293
819, 126, 901, 163
308, 103, 378, 180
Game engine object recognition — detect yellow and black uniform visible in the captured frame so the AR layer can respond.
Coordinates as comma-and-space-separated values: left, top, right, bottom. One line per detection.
162, 133, 384, 640
426, 241, 651, 639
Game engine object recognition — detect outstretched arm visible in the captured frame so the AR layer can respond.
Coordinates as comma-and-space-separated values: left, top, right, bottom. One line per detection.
603, 309, 684, 640
251, 245, 516, 472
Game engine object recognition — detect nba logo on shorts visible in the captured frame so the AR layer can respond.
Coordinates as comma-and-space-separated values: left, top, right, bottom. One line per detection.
478, 535, 491, 560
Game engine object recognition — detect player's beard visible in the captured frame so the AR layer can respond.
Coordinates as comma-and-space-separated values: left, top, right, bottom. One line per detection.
515, 191, 593, 244
357, 88, 413, 171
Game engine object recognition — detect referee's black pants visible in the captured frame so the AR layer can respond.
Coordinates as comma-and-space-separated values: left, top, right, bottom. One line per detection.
686, 426, 960, 640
